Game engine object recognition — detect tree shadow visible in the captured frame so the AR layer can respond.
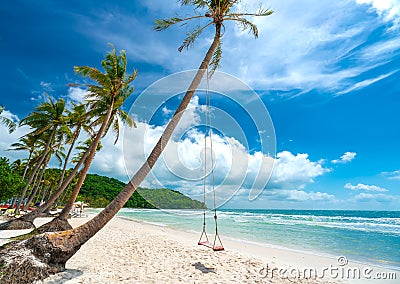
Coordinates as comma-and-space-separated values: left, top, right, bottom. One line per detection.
192, 262, 216, 274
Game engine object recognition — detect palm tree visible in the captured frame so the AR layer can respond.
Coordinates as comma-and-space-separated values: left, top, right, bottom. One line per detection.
0, 2, 273, 281
13, 96, 68, 216
0, 105, 16, 133
57, 103, 93, 190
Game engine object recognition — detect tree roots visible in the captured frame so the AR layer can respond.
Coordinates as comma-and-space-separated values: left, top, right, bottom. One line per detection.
0, 233, 79, 284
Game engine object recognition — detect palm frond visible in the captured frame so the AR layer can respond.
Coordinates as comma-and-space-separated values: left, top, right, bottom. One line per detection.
178, 23, 213, 52
0, 116, 16, 133
223, 0, 240, 14
118, 109, 136, 128
226, 7, 274, 18
180, 0, 212, 11
112, 118, 120, 144
226, 17, 259, 38
0, 105, 17, 133
154, 17, 185, 31
74, 66, 112, 89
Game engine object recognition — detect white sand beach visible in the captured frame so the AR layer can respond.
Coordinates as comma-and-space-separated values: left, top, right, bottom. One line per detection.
1, 215, 398, 284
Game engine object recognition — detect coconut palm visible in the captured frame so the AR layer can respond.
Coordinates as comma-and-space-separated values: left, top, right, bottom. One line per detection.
13, 96, 68, 216
0, 2, 273, 281
57, 103, 93, 190
0, 105, 16, 133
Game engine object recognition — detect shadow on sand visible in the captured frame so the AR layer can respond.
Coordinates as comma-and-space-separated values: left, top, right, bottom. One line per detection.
192, 262, 216, 274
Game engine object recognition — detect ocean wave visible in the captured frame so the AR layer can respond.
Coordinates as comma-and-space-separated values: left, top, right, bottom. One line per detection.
228, 213, 400, 235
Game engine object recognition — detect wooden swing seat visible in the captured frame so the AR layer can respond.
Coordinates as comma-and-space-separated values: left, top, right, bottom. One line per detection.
198, 241, 224, 251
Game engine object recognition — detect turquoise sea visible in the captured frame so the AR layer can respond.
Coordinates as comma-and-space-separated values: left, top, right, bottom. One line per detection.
89, 208, 400, 270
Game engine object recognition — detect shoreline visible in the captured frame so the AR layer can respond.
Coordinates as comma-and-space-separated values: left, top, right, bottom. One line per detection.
113, 210, 400, 272
1, 214, 399, 283
117, 215, 399, 282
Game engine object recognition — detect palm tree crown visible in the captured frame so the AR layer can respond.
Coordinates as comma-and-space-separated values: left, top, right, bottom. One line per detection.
155, 0, 273, 72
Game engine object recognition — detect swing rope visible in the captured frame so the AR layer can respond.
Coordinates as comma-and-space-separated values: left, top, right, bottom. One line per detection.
198, 67, 224, 251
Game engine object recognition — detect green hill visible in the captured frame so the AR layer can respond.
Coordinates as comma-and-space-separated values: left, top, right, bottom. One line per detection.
78, 173, 205, 209
137, 188, 205, 209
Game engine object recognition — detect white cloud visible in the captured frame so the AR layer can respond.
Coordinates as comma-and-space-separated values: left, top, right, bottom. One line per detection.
269, 151, 329, 189
266, 189, 335, 202
162, 106, 173, 116
337, 70, 398, 95
40, 81, 54, 92
218, 0, 400, 95
77, 0, 400, 97
67, 87, 89, 103
90, 96, 330, 206
0, 121, 31, 162
332, 152, 357, 164
359, 37, 400, 61
382, 169, 400, 180
345, 183, 388, 192
353, 192, 397, 202
356, 0, 400, 27
0, 110, 19, 122
1, 97, 330, 207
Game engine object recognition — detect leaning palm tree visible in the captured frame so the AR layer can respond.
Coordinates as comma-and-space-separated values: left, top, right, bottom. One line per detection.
13, 96, 68, 216
0, 105, 16, 133
0, 1, 273, 282
57, 103, 93, 190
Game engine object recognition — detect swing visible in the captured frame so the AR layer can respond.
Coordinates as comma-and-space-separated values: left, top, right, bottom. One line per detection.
197, 68, 224, 252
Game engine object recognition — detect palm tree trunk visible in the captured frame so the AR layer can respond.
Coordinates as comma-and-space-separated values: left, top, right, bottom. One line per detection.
22, 151, 32, 181
35, 186, 44, 205
24, 165, 41, 207
24, 178, 41, 211
23, 155, 49, 211
15, 127, 56, 215
57, 102, 114, 220
61, 23, 221, 249
58, 129, 80, 190
54, 187, 68, 208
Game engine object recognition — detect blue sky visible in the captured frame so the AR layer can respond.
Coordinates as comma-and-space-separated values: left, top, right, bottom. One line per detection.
0, 0, 399, 210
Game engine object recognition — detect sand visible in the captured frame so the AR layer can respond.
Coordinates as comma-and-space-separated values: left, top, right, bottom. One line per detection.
1, 215, 398, 283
